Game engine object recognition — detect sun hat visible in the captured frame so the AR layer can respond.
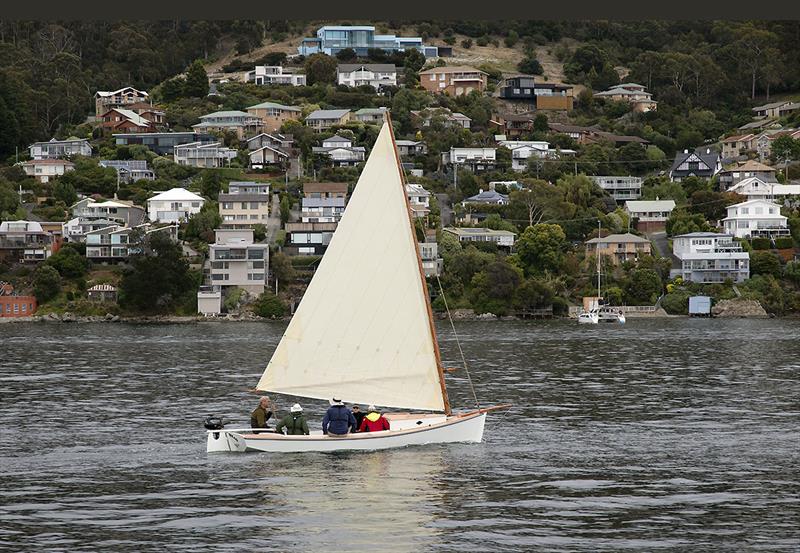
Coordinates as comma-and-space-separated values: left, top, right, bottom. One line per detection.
291, 403, 303, 413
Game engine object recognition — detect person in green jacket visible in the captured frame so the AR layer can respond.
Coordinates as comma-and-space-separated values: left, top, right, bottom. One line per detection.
276, 403, 310, 435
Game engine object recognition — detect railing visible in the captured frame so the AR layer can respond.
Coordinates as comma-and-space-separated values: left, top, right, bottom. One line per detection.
568, 305, 657, 315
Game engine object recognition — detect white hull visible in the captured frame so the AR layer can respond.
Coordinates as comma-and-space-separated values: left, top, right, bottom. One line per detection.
577, 311, 599, 324
207, 411, 487, 453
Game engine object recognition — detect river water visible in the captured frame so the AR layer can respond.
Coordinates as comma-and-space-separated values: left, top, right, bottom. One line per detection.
1, 319, 798, 552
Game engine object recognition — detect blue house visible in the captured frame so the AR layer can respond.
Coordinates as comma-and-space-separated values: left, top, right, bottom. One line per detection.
299, 26, 438, 57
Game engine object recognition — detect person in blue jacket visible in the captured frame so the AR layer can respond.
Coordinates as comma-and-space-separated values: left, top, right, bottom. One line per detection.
322, 397, 357, 436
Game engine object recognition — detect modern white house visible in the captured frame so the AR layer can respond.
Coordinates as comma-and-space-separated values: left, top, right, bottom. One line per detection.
721, 199, 789, 239
95, 87, 149, 115
85, 223, 178, 261
727, 177, 800, 202
311, 135, 365, 166
245, 66, 307, 86
173, 142, 237, 168
406, 183, 431, 219
443, 227, 516, 248
147, 188, 206, 223
591, 175, 643, 202
208, 229, 269, 295
20, 159, 75, 183
496, 139, 574, 172
29, 138, 92, 160
336, 64, 397, 90
99, 160, 156, 183
442, 147, 496, 172
63, 198, 146, 242
624, 199, 676, 231
672, 232, 750, 283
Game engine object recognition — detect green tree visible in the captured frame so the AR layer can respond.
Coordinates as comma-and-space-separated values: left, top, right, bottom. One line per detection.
279, 194, 291, 224
304, 53, 338, 85
184, 60, 209, 98
513, 277, 555, 311
252, 291, 286, 318
517, 57, 543, 75
46, 244, 89, 279
470, 261, 523, 315
516, 224, 567, 275
120, 230, 193, 312
199, 171, 223, 199
253, 224, 267, 242
335, 48, 357, 61
750, 251, 782, 278
625, 268, 662, 304
0, 180, 20, 217
270, 251, 296, 290
33, 264, 61, 303
184, 202, 222, 243
52, 180, 77, 206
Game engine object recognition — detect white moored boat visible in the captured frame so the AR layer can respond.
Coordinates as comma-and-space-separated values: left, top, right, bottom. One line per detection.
207, 117, 507, 454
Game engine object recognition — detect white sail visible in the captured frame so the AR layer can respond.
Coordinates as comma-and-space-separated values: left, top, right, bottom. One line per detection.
256, 122, 446, 412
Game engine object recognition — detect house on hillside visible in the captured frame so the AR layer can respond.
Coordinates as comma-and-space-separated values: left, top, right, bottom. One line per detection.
99, 160, 155, 183
95, 87, 149, 116
624, 199, 676, 232
246, 101, 302, 133
298, 25, 437, 57
546, 123, 648, 147
462, 189, 509, 206
113, 132, 215, 155
751, 101, 800, 119
718, 160, 778, 190
396, 140, 428, 157
0, 221, 55, 263
668, 148, 722, 182
218, 181, 271, 229
590, 176, 643, 202
352, 107, 389, 125
419, 66, 488, 96
192, 111, 263, 140
20, 159, 74, 183
207, 229, 269, 294
63, 198, 146, 242
722, 199, 789, 239
443, 227, 516, 248
85, 223, 178, 262
301, 182, 348, 223
406, 184, 431, 219
147, 188, 205, 223
720, 134, 757, 160
410, 108, 471, 129
442, 147, 496, 172
305, 109, 351, 131
672, 232, 750, 283
499, 76, 574, 111
726, 177, 800, 201
594, 83, 657, 112
98, 108, 157, 133
312, 135, 365, 166
0, 283, 37, 318
245, 66, 307, 86
497, 139, 573, 171
585, 233, 651, 265
173, 142, 237, 168
29, 138, 92, 160
337, 64, 397, 91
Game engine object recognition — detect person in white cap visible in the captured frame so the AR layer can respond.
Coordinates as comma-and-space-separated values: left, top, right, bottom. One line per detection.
276, 403, 310, 435
322, 397, 356, 436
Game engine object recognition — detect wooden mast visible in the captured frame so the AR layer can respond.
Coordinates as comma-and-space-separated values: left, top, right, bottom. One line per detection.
385, 112, 452, 416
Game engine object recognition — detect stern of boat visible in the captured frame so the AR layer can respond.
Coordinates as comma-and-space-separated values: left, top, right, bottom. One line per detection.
207, 429, 248, 453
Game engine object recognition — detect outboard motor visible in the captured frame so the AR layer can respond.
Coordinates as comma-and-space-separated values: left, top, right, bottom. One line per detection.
204, 415, 226, 439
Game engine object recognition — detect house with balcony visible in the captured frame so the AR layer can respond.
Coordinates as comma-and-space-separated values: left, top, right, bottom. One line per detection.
411, 108, 471, 130
419, 66, 488, 96
301, 182, 348, 223
29, 138, 92, 160
20, 159, 75, 183
722, 199, 789, 239
298, 25, 437, 57
443, 227, 516, 248
85, 223, 178, 262
718, 160, 778, 190
99, 160, 155, 183
218, 181, 271, 229
206, 229, 269, 295
312, 135, 365, 166
754, 128, 800, 159
284, 221, 338, 255
590, 176, 643, 202
499, 76, 574, 111
498, 139, 574, 171
419, 234, 443, 277
337, 64, 397, 91
442, 147, 496, 172
352, 107, 389, 125
406, 183, 431, 219
244, 66, 307, 86
305, 109, 351, 131
594, 83, 657, 112
396, 140, 428, 157
672, 232, 750, 283
246, 101, 302, 132
669, 148, 722, 182
546, 123, 649, 148
727, 177, 800, 201
0, 221, 54, 263
173, 142, 237, 168
113, 132, 215, 155
64, 198, 146, 242
246, 132, 293, 169
95, 87, 149, 116
720, 134, 757, 160
585, 233, 651, 265
192, 111, 264, 140
625, 199, 676, 232
751, 100, 800, 119
98, 108, 157, 133
147, 188, 205, 223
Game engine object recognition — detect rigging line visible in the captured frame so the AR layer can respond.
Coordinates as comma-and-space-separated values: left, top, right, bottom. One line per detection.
435, 274, 480, 410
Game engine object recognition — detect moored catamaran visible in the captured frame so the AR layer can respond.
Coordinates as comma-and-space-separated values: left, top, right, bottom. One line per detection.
206, 117, 508, 454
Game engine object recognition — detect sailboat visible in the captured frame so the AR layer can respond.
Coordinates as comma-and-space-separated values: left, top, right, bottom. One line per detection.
578, 221, 625, 325
207, 119, 507, 453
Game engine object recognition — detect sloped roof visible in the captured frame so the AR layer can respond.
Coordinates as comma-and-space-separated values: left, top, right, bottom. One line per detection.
337, 64, 396, 73
306, 109, 350, 120
586, 233, 650, 244
419, 66, 487, 75
247, 101, 301, 112
148, 188, 205, 202
669, 148, 720, 173
625, 200, 676, 212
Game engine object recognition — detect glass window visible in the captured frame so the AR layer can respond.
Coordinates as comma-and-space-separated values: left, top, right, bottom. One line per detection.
248, 249, 265, 259
250, 202, 259, 209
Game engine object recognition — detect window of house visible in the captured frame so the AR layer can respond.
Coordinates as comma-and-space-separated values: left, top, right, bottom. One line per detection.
250, 202, 259, 209
429, 74, 436, 81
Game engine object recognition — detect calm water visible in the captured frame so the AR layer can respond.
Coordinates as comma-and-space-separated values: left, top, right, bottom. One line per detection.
1, 319, 799, 552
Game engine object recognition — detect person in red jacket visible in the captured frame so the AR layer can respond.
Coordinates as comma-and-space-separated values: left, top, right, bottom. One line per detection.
359, 405, 390, 432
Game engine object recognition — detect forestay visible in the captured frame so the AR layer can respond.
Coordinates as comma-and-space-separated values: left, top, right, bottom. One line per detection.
256, 122, 446, 412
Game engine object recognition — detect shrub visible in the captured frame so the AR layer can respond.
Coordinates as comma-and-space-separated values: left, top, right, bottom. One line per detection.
661, 291, 691, 315
252, 291, 286, 318
33, 265, 61, 303
774, 237, 794, 249
750, 237, 772, 250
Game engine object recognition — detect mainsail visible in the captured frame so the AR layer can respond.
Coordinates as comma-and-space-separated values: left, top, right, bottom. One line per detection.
256, 122, 447, 412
